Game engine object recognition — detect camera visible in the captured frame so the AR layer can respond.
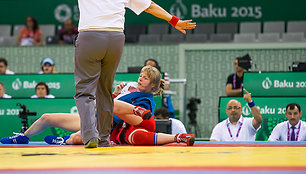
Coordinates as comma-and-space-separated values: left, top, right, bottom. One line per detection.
187, 97, 201, 124
17, 103, 37, 132
237, 54, 252, 71
292, 62, 306, 72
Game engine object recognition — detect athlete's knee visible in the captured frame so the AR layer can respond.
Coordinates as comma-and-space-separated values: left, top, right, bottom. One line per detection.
128, 129, 156, 145
40, 114, 53, 125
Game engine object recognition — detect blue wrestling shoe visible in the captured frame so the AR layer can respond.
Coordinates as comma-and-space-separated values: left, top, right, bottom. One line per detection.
44, 135, 70, 145
0, 133, 29, 144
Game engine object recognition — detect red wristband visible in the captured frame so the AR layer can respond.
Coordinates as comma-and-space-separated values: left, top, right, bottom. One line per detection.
168, 16, 180, 27
112, 93, 117, 99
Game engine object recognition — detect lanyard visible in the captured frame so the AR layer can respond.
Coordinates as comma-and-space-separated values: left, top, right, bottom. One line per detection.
233, 73, 243, 89
227, 117, 244, 139
233, 73, 236, 89
287, 121, 301, 141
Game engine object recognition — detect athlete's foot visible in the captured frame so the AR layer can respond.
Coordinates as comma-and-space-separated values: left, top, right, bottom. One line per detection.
133, 106, 152, 120
0, 133, 29, 144
175, 133, 195, 146
44, 135, 70, 145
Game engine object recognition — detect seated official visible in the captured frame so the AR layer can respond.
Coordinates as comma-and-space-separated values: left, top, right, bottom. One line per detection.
210, 89, 262, 141
0, 57, 14, 75
154, 106, 187, 134
269, 103, 306, 141
31, 82, 55, 98
0, 82, 12, 98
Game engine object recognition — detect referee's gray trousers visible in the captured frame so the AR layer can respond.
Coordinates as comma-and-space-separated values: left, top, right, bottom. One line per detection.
74, 31, 125, 146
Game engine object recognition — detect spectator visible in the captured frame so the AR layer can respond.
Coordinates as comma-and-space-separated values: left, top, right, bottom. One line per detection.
0, 57, 14, 74
17, 16, 43, 46
225, 57, 245, 96
31, 82, 55, 98
154, 106, 186, 134
0, 82, 12, 98
269, 103, 306, 141
210, 89, 262, 141
58, 19, 78, 45
39, 57, 56, 74
144, 58, 175, 117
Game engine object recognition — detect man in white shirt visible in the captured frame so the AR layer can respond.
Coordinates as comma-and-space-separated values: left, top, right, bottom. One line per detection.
30, 82, 55, 99
269, 103, 306, 141
0, 82, 12, 98
74, 0, 196, 148
210, 89, 262, 141
154, 106, 187, 135
0, 58, 14, 75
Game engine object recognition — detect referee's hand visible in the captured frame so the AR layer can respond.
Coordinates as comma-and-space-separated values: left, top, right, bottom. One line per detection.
175, 20, 196, 34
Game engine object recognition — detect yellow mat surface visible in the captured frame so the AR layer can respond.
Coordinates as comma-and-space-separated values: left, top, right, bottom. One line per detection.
1, 146, 306, 170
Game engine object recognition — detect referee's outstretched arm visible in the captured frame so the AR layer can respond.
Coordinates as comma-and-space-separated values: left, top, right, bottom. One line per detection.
243, 89, 262, 130
144, 1, 196, 34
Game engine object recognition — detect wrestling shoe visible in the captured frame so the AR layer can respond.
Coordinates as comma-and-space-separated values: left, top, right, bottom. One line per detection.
85, 137, 99, 148
133, 106, 152, 120
0, 133, 29, 144
44, 135, 70, 145
175, 133, 195, 146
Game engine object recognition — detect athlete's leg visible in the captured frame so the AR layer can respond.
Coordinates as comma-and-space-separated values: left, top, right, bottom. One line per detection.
113, 100, 152, 125
115, 114, 143, 126
128, 129, 194, 146
24, 113, 80, 138
156, 133, 195, 146
113, 100, 135, 115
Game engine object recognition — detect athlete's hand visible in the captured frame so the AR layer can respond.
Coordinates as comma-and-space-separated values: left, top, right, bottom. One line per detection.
175, 20, 196, 34
113, 82, 126, 96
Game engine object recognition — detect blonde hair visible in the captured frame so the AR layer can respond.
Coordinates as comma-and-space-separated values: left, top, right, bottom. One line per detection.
141, 65, 164, 96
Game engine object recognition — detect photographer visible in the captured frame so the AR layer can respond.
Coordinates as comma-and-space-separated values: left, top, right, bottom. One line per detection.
225, 55, 250, 97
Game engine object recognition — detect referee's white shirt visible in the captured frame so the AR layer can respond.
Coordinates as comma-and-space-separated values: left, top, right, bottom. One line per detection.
268, 120, 306, 141
210, 116, 261, 141
78, 0, 152, 31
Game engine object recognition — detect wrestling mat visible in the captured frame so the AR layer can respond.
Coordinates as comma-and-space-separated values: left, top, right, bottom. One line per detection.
1, 141, 306, 174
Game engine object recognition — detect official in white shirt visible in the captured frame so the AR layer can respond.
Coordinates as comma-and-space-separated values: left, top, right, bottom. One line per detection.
0, 57, 14, 75
74, 0, 196, 148
30, 82, 55, 99
210, 89, 262, 141
0, 82, 12, 98
154, 106, 187, 135
269, 103, 306, 141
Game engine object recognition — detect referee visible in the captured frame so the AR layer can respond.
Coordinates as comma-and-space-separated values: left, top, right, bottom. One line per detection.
74, 0, 196, 148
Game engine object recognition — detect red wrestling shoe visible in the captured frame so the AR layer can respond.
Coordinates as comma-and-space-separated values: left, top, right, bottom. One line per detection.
175, 133, 195, 146
133, 106, 152, 120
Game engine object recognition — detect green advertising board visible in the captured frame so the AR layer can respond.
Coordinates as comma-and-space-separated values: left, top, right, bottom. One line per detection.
0, 98, 77, 141
219, 96, 306, 141
0, 73, 149, 97
243, 72, 306, 97
1, 0, 306, 26
0, 74, 75, 98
